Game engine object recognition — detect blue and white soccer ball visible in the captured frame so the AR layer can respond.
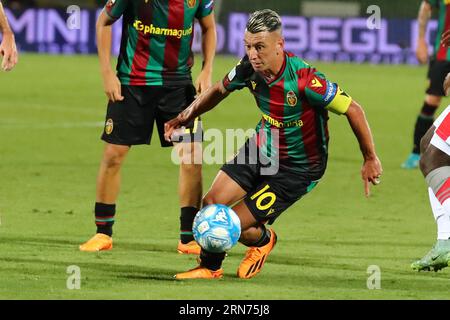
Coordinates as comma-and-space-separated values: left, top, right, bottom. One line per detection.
193, 204, 241, 253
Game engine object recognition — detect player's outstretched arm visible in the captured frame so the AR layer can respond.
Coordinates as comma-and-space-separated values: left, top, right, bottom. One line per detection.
96, 10, 123, 102
0, 2, 18, 71
416, 0, 432, 64
164, 81, 230, 142
345, 100, 383, 197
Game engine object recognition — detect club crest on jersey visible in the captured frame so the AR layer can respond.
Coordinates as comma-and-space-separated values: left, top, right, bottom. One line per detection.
286, 91, 297, 107
187, 0, 196, 8
105, 119, 114, 135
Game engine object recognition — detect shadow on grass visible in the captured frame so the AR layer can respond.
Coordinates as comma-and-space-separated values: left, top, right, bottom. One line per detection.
1, 235, 449, 295
0, 255, 175, 281
0, 235, 181, 281
0, 235, 176, 253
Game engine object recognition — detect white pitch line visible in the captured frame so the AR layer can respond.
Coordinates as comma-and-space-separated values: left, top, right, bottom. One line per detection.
0, 121, 104, 129
0, 104, 105, 117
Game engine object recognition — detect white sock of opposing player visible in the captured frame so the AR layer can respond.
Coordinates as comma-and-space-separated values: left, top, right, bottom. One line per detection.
429, 188, 450, 240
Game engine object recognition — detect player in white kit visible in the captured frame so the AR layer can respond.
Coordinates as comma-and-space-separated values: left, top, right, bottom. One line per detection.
411, 72, 450, 271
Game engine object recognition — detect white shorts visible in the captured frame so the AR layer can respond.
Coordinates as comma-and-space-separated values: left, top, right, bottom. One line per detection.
431, 105, 450, 156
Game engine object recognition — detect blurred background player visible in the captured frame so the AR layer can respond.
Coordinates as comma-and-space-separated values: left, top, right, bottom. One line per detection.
0, 0, 18, 71
165, 9, 382, 279
402, 0, 450, 169
79, 0, 216, 254
411, 71, 450, 271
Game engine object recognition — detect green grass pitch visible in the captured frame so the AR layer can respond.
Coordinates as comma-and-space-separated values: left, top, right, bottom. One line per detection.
0, 54, 449, 299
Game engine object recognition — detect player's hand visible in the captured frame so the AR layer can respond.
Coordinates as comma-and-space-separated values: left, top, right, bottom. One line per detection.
194, 68, 212, 95
0, 33, 18, 71
164, 116, 185, 142
102, 70, 124, 102
441, 29, 450, 47
416, 38, 428, 64
361, 156, 383, 198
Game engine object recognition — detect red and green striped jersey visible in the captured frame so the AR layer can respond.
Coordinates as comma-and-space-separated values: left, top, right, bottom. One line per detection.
104, 0, 214, 85
427, 0, 450, 61
222, 52, 352, 174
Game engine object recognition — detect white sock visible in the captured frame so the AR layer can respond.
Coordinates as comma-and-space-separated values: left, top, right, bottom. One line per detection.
429, 188, 450, 240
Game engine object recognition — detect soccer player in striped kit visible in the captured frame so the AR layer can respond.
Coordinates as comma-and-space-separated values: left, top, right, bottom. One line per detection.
0, 1, 18, 71
165, 9, 383, 279
80, 0, 216, 254
402, 0, 450, 169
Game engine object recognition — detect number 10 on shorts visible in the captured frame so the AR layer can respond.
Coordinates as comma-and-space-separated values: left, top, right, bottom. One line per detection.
250, 185, 276, 211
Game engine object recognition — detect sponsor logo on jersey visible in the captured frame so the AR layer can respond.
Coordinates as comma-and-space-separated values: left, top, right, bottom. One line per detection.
187, 0, 196, 8
105, 119, 114, 135
133, 20, 193, 38
286, 90, 297, 107
262, 113, 303, 128
324, 81, 337, 103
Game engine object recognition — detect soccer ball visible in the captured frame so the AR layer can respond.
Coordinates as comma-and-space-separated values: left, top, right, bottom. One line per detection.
193, 204, 241, 253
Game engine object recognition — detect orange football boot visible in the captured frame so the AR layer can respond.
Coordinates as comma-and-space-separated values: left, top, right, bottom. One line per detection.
174, 266, 223, 279
79, 233, 113, 252
237, 229, 277, 279
177, 240, 201, 255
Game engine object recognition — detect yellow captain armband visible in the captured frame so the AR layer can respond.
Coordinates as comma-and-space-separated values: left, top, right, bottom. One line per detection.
325, 87, 352, 115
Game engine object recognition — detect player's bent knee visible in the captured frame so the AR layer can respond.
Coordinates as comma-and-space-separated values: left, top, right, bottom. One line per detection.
420, 149, 434, 176
103, 156, 125, 169
202, 192, 229, 207
176, 142, 203, 165
103, 145, 129, 168
202, 194, 216, 207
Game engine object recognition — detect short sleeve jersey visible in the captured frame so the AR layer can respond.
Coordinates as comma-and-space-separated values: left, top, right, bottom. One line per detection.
222, 52, 352, 174
104, 0, 214, 85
